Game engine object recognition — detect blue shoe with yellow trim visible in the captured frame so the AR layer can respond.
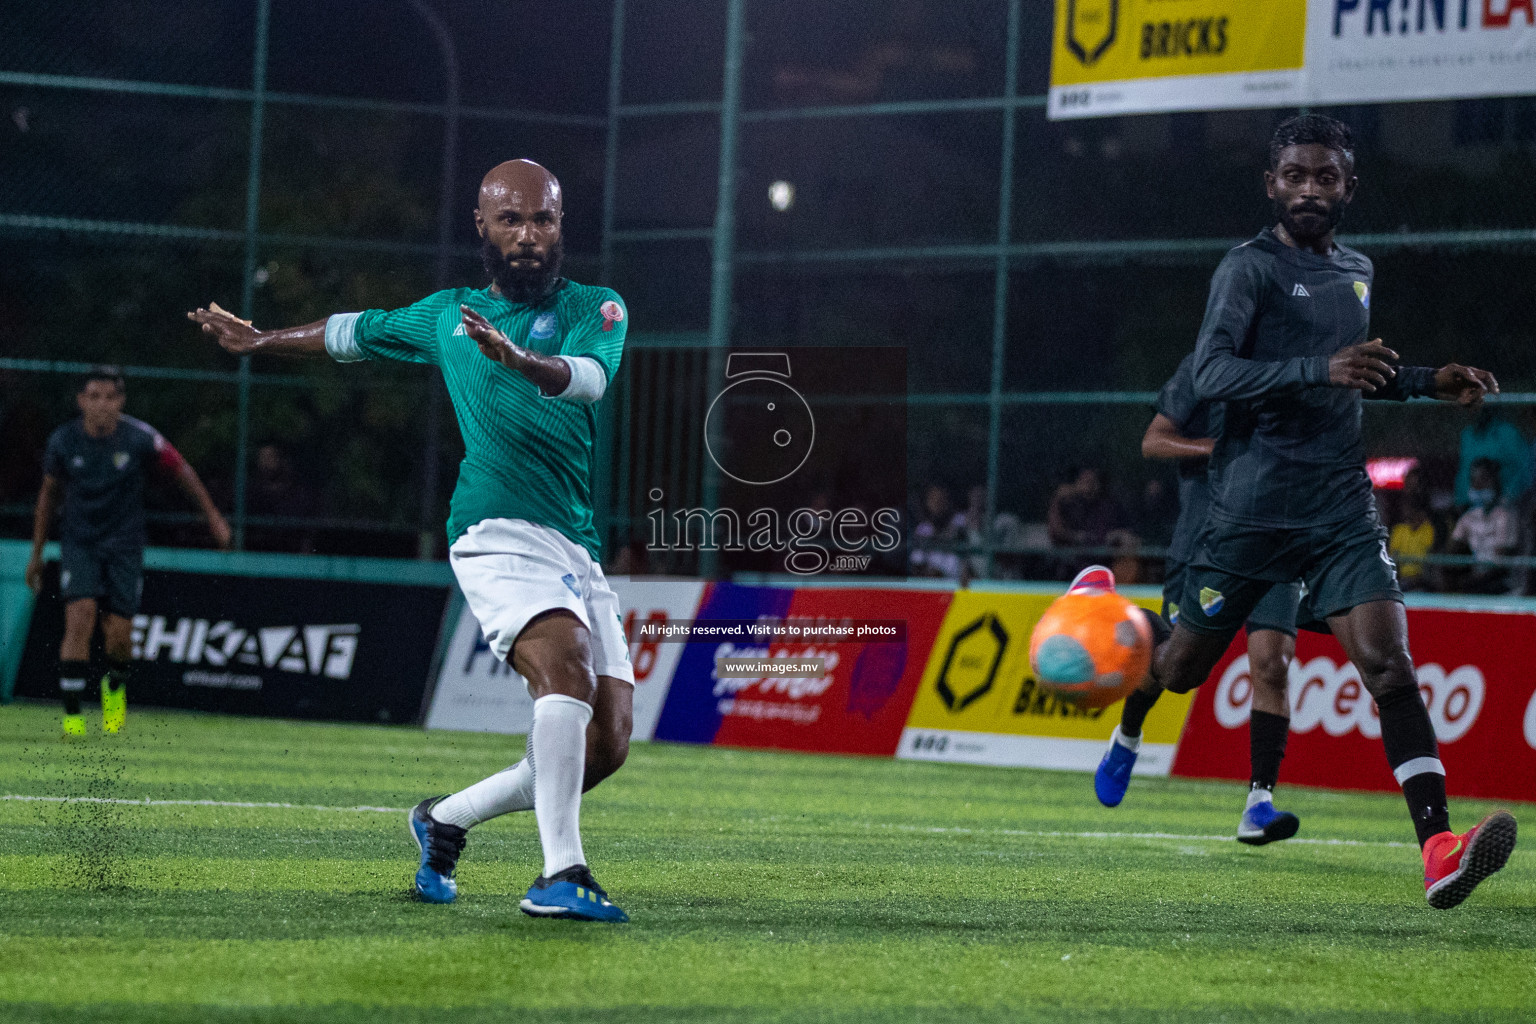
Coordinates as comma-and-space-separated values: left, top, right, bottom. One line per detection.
408, 797, 466, 903
520, 864, 629, 922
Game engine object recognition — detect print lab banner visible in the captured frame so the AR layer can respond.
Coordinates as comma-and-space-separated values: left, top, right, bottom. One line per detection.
1049, 0, 1536, 119
651, 583, 953, 756
1171, 608, 1536, 803
423, 578, 704, 739
899, 590, 1195, 774
15, 562, 449, 724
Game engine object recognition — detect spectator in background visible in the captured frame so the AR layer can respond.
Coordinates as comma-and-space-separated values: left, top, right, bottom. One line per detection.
1047, 466, 1137, 580
245, 443, 318, 554
1390, 483, 1439, 592
1455, 408, 1528, 509
1447, 458, 1518, 594
910, 483, 962, 579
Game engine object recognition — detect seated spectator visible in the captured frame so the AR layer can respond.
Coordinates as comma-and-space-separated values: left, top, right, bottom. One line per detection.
1389, 491, 1438, 592
1448, 458, 1518, 594
910, 483, 962, 579
1456, 409, 1529, 508
1048, 466, 1138, 579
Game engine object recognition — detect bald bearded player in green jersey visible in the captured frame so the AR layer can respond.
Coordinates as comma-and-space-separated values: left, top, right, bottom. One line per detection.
191, 160, 632, 922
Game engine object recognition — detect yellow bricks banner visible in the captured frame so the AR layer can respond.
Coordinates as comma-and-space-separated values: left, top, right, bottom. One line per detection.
1050, 0, 1307, 118
898, 589, 1195, 774
1050, 0, 1536, 119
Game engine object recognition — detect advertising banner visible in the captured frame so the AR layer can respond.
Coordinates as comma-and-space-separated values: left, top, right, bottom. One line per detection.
1171, 608, 1536, 803
16, 562, 449, 724
423, 578, 704, 739
898, 589, 1195, 774
651, 583, 953, 756
1050, 0, 1536, 120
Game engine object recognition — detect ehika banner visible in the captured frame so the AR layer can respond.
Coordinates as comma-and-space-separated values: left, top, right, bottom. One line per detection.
1172, 608, 1536, 803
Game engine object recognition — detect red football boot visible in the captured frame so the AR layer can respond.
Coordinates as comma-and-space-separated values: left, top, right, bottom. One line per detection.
1423, 810, 1518, 910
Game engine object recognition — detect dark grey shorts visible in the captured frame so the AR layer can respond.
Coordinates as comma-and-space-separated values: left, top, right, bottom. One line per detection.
59, 543, 143, 618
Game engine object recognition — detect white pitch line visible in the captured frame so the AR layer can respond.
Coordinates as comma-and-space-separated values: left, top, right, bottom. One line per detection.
0, 794, 1414, 849
0, 794, 405, 814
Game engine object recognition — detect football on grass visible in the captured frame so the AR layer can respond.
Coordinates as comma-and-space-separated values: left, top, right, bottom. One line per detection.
1028, 590, 1153, 709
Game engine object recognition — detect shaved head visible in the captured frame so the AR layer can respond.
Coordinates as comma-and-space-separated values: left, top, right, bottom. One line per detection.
479, 159, 562, 217
475, 159, 565, 303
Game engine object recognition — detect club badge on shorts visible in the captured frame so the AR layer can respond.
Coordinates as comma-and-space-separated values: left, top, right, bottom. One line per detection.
1199, 587, 1225, 615
600, 300, 624, 333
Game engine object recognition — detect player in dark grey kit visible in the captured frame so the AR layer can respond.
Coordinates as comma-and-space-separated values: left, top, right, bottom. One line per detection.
1137, 115, 1515, 909
26, 367, 230, 737
1094, 353, 1308, 846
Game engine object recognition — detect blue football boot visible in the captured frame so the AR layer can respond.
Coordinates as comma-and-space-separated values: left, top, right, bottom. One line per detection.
408, 797, 467, 903
1238, 796, 1300, 846
1094, 726, 1139, 808
520, 864, 629, 923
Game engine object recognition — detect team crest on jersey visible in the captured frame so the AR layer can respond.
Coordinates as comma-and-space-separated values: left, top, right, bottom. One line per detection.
113, 452, 129, 470
1354, 281, 1370, 308
1199, 587, 1224, 615
599, 300, 624, 332
530, 312, 558, 340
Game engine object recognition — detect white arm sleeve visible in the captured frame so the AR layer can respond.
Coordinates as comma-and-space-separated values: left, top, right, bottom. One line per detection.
324, 312, 365, 363
541, 355, 608, 404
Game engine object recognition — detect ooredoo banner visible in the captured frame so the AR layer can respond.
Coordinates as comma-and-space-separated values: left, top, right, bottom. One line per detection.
651, 583, 953, 756
898, 589, 1195, 774
423, 578, 703, 738
1171, 608, 1536, 802
1050, 0, 1536, 119
16, 561, 449, 724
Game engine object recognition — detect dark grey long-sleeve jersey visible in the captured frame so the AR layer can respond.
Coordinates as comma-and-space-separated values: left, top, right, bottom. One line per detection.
1193, 228, 1436, 529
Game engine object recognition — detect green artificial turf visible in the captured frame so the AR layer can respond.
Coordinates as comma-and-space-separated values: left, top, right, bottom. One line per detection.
0, 702, 1531, 1023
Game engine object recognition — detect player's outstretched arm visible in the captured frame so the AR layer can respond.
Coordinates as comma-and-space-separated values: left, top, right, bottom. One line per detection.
459, 305, 574, 396
1141, 413, 1214, 461
186, 305, 329, 358
174, 463, 232, 550
25, 475, 59, 592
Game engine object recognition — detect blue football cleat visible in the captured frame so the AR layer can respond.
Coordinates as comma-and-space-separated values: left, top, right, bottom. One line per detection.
409, 797, 467, 903
1094, 728, 1138, 808
520, 865, 629, 923
1238, 799, 1300, 846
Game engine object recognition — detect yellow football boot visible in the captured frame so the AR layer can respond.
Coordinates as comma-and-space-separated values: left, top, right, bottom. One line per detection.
101, 678, 127, 735
62, 714, 87, 739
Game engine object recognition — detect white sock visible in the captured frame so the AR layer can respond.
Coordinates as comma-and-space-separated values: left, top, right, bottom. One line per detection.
1246, 787, 1274, 810
531, 693, 592, 878
1112, 725, 1141, 753
431, 759, 534, 829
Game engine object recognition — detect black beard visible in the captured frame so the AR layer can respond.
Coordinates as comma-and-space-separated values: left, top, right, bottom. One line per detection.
1275, 197, 1345, 244
483, 236, 563, 303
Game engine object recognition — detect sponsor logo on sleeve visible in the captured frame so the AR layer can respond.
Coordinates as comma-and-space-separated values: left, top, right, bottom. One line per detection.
600, 300, 625, 332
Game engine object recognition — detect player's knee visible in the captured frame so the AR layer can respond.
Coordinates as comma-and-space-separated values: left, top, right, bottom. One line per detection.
524, 648, 596, 702
1357, 647, 1415, 699
1248, 647, 1290, 695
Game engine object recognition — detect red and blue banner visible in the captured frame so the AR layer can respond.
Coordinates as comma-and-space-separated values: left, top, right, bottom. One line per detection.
653, 583, 952, 756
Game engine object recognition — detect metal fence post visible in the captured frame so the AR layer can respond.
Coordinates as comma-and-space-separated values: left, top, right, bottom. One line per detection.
409, 0, 461, 560
234, 0, 272, 551
983, 0, 1021, 580
700, 0, 746, 578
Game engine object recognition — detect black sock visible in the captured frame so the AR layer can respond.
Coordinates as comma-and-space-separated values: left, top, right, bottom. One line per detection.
105, 656, 131, 694
1120, 686, 1162, 738
1376, 684, 1450, 846
1248, 710, 1289, 792
59, 659, 90, 716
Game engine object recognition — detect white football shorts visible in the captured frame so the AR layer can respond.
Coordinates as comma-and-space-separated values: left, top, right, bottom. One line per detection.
449, 517, 634, 686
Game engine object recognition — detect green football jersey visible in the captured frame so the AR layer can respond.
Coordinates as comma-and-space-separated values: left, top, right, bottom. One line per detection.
333, 280, 626, 559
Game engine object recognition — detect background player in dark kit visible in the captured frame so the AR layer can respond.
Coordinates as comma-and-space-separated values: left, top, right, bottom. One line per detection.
26, 367, 230, 736
1094, 353, 1309, 846
1145, 115, 1514, 909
